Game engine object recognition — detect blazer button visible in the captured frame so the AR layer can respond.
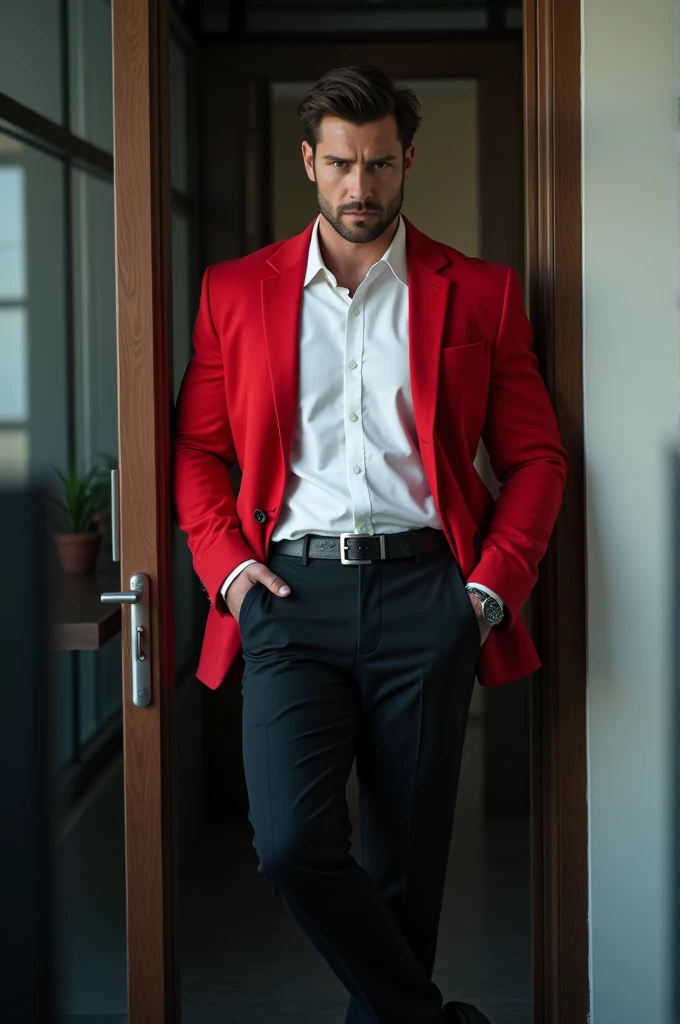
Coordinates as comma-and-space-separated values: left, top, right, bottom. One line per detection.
253, 508, 267, 523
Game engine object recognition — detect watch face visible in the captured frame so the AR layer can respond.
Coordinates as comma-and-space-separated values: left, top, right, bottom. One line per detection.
483, 597, 503, 624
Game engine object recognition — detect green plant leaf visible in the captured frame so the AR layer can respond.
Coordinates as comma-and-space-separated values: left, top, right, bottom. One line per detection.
50, 462, 112, 534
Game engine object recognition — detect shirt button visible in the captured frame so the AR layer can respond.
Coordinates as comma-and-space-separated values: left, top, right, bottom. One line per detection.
349, 412, 358, 422
349, 360, 357, 369
353, 465, 362, 474
352, 307, 361, 317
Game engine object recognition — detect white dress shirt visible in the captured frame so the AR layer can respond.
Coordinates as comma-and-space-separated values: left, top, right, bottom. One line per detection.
220, 214, 503, 612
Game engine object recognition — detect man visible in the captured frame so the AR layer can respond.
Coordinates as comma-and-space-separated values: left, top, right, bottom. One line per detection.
173, 66, 569, 1024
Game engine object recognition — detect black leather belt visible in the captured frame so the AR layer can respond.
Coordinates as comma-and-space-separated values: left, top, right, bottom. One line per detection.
269, 528, 450, 564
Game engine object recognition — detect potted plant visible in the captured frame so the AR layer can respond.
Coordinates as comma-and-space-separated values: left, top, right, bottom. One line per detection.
50, 464, 110, 574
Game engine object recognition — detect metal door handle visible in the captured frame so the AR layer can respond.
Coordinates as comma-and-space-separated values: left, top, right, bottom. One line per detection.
101, 590, 139, 604
100, 573, 151, 707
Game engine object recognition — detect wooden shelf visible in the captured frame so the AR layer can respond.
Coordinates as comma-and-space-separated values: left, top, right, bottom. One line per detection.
51, 565, 123, 651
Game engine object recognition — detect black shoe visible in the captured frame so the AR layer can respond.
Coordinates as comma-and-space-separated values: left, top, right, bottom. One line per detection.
442, 1001, 491, 1024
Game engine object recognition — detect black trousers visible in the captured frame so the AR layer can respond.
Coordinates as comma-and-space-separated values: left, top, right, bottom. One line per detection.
239, 532, 480, 1024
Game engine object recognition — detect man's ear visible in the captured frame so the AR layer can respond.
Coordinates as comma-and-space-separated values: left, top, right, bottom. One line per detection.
403, 144, 415, 182
302, 141, 316, 183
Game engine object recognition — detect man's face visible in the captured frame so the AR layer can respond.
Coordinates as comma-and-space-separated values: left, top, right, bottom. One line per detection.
302, 114, 414, 244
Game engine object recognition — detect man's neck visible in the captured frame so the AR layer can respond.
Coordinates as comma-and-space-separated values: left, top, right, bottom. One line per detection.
317, 215, 400, 293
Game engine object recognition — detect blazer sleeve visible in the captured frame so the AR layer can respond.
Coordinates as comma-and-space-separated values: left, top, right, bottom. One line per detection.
172, 265, 257, 615
467, 266, 570, 631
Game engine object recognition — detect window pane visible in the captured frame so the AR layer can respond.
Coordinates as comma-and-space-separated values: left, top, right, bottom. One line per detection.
0, 164, 26, 299
0, 135, 69, 486
71, 168, 122, 744
69, 0, 114, 154
78, 637, 122, 745
0, 0, 63, 123
0, 308, 28, 421
0, 428, 29, 482
72, 170, 118, 471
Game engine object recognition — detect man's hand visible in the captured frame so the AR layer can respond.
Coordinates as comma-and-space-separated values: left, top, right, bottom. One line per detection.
227, 562, 291, 624
468, 592, 492, 647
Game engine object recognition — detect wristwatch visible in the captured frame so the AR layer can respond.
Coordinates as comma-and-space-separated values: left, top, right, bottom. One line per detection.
465, 586, 505, 626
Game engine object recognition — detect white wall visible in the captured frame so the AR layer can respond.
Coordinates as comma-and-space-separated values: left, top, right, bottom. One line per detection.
582, 1, 678, 1022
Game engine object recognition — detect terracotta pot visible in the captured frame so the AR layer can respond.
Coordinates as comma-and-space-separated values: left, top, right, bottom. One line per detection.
54, 532, 102, 574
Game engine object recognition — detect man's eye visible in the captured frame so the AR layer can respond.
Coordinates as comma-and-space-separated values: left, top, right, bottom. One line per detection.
332, 161, 346, 169
374, 163, 388, 169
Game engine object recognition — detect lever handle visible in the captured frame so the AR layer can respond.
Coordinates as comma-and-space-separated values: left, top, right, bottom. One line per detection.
101, 590, 140, 604
100, 574, 150, 707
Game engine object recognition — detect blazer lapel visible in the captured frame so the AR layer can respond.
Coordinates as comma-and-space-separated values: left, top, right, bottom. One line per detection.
261, 220, 316, 478
403, 217, 452, 449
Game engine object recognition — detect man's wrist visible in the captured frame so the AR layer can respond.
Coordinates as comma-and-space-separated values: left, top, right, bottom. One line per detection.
466, 582, 504, 611
465, 584, 505, 626
220, 559, 258, 604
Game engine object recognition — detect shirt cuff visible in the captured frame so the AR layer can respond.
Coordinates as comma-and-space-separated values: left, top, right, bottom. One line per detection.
220, 559, 258, 603
466, 581, 504, 612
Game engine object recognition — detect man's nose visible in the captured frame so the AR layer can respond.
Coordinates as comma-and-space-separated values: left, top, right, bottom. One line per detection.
347, 167, 372, 201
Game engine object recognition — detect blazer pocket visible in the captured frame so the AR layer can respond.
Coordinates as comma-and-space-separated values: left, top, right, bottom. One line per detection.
441, 341, 486, 366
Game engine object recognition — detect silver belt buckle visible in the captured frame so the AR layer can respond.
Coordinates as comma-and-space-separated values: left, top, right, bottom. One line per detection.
339, 532, 386, 565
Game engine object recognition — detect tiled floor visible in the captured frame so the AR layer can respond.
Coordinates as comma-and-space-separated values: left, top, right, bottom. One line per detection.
179, 715, 532, 1024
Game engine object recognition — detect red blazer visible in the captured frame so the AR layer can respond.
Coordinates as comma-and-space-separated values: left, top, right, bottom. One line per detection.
172, 217, 569, 689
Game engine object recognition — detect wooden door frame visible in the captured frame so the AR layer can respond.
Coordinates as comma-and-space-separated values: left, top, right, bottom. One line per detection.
524, 3, 588, 1021
112, 1, 179, 1021
112, 1, 586, 1021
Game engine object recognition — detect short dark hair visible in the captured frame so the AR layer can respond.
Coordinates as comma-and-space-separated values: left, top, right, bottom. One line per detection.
297, 66, 422, 152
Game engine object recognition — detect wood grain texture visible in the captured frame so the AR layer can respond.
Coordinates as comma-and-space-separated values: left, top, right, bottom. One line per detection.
524, 1, 589, 1021
112, 1, 179, 1021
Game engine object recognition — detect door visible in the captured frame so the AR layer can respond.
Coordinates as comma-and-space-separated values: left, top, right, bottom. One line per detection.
110, 1, 179, 1019
107, 2, 588, 1022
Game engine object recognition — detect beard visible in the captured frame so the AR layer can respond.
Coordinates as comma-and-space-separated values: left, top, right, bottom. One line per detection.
316, 175, 405, 244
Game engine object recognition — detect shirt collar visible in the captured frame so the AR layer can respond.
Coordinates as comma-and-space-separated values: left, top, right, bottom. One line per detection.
303, 213, 408, 288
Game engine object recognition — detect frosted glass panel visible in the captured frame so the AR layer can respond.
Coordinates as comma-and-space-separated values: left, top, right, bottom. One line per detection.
0, 136, 68, 485
72, 171, 118, 472
69, 0, 114, 154
0, 309, 28, 421
0, 429, 29, 482
0, 0, 63, 123
0, 166, 26, 300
